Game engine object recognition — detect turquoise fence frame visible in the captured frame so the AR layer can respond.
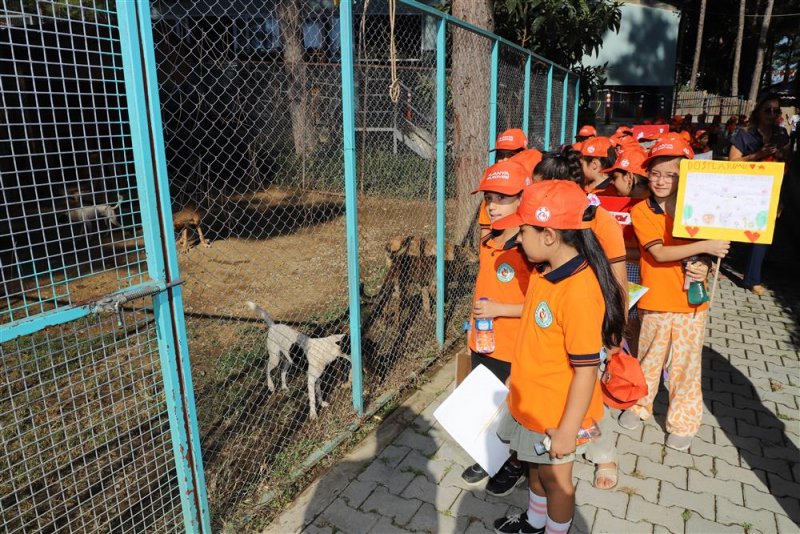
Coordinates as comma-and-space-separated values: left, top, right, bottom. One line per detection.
116, 2, 211, 532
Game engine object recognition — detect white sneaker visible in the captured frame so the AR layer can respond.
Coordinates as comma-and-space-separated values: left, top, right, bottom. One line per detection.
666, 433, 693, 451
618, 410, 642, 431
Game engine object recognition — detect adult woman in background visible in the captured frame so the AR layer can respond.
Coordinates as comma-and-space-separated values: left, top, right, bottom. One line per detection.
729, 93, 790, 296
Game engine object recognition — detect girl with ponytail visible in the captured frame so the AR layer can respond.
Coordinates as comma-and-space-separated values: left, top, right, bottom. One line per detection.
491, 181, 625, 534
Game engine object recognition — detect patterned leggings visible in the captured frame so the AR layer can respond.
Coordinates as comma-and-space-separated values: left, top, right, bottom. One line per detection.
630, 309, 707, 437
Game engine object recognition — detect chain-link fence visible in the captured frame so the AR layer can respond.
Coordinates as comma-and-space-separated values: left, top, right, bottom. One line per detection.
2, 0, 578, 531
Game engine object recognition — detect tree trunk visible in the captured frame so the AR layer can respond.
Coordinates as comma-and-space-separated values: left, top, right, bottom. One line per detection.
688, 0, 707, 90
748, 0, 775, 102
731, 0, 746, 96
278, 0, 314, 157
450, 0, 494, 245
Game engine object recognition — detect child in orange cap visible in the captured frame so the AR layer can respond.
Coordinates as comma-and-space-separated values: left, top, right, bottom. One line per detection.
532, 148, 627, 491
462, 159, 532, 494
575, 124, 597, 143
619, 138, 728, 451
492, 180, 625, 534
578, 137, 618, 196
604, 147, 650, 199
479, 129, 531, 237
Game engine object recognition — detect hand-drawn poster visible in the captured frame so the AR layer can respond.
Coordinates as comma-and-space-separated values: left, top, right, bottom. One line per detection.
673, 160, 785, 244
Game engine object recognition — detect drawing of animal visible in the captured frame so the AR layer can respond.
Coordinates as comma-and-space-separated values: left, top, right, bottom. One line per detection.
173, 203, 211, 253
245, 301, 350, 420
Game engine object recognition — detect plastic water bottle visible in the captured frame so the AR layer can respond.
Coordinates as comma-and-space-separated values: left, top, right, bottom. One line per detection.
684, 256, 709, 305
474, 298, 495, 354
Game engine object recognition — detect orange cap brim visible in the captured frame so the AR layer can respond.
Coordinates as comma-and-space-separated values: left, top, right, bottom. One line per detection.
491, 212, 524, 230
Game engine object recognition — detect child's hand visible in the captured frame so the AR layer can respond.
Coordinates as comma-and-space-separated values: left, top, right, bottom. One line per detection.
685, 261, 709, 281
703, 240, 730, 258
473, 299, 498, 319
545, 427, 576, 460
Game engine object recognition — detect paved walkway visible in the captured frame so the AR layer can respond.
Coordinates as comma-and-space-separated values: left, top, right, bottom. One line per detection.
270, 274, 800, 533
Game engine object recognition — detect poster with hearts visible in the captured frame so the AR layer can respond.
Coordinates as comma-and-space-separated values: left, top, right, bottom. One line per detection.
673, 159, 785, 244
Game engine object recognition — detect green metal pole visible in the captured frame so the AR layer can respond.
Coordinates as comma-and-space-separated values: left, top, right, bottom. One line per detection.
543, 65, 553, 150
560, 73, 569, 146
488, 40, 499, 163
435, 17, 446, 347
522, 55, 531, 137
339, 0, 363, 415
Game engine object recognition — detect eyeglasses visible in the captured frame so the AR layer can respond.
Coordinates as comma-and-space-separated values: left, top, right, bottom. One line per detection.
763, 107, 781, 114
649, 171, 678, 182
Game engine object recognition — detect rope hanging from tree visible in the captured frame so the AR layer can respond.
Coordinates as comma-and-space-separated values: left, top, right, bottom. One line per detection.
388, 0, 400, 103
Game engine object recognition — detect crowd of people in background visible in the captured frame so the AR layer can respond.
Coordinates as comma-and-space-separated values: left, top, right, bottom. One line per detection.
453, 92, 793, 534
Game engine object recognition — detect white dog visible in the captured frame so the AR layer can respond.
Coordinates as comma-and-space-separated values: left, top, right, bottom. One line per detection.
67, 194, 123, 235
246, 301, 351, 420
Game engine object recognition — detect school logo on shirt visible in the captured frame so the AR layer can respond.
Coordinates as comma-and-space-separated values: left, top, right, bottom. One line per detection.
496, 262, 515, 283
534, 301, 553, 328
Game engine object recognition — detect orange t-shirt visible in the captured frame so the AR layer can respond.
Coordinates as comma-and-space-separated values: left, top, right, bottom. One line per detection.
507, 256, 605, 433
592, 206, 626, 264
469, 232, 533, 362
631, 198, 710, 313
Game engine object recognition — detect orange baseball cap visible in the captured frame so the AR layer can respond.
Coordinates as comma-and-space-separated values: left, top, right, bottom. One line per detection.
695, 129, 708, 139
602, 148, 648, 176
491, 128, 528, 151
472, 160, 531, 195
614, 126, 633, 137
493, 180, 591, 230
508, 148, 543, 176
641, 137, 695, 169
601, 346, 648, 410
577, 125, 597, 138
671, 114, 683, 123
678, 130, 692, 143
579, 136, 614, 157
572, 141, 584, 152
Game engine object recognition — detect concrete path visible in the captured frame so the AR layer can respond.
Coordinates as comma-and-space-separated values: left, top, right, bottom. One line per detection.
270, 274, 800, 533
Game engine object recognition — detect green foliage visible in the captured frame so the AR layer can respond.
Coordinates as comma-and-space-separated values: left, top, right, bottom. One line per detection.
493, 0, 622, 68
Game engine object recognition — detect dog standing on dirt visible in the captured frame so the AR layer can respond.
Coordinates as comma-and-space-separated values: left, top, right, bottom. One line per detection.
66, 193, 123, 235
246, 301, 350, 420
173, 203, 211, 253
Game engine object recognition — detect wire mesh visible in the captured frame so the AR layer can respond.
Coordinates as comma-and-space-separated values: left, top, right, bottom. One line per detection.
496, 45, 526, 134
0, 302, 183, 533
528, 62, 549, 150
550, 69, 565, 149
1, 1, 147, 325
149, 0, 355, 525
565, 75, 576, 142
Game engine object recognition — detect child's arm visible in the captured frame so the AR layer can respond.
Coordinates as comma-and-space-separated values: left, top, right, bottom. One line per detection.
646, 239, 729, 263
473, 299, 523, 319
547, 366, 597, 459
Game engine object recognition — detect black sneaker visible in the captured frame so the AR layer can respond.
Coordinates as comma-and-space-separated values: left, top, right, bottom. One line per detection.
461, 463, 488, 485
486, 460, 525, 497
493, 513, 544, 534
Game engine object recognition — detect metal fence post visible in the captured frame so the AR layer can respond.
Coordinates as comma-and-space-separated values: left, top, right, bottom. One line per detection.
560, 73, 569, 145
488, 40, 499, 163
573, 76, 580, 140
435, 16, 446, 348
522, 55, 531, 137
339, 0, 364, 415
543, 65, 554, 150
116, 2, 209, 532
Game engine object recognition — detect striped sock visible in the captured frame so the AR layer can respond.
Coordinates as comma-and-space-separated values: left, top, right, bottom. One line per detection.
545, 515, 572, 534
526, 490, 547, 529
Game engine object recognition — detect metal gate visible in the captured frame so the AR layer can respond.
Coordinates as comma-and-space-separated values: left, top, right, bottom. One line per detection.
1, 1, 209, 532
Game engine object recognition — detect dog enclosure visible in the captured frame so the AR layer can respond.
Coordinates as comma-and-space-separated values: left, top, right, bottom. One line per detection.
0, 0, 578, 531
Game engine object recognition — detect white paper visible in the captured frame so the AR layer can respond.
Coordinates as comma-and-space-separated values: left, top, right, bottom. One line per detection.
694, 150, 714, 160
682, 172, 773, 231
433, 365, 511, 477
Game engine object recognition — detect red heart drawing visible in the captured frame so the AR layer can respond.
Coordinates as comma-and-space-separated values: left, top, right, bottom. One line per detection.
744, 230, 760, 242
749, 164, 756, 169
685, 226, 700, 237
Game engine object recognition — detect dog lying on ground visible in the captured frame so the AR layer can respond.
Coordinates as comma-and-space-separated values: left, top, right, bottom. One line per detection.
173, 203, 211, 253
246, 301, 350, 420
66, 193, 123, 235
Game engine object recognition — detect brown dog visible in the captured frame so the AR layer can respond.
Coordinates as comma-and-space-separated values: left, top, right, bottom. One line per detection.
173, 204, 211, 253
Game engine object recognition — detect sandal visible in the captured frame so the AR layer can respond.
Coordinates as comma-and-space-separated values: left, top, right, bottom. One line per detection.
594, 463, 618, 490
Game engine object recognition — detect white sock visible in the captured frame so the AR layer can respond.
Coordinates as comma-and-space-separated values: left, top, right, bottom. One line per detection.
545, 515, 572, 534
526, 490, 547, 528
